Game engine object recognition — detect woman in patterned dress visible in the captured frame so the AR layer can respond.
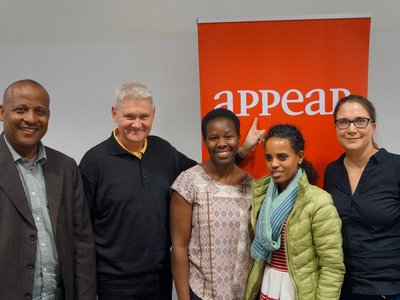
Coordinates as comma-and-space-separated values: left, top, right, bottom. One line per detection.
170, 108, 253, 300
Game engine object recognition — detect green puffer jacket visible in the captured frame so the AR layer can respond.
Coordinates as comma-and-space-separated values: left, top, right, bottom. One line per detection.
245, 171, 345, 300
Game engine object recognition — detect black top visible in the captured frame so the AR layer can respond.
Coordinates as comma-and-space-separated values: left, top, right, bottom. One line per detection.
324, 148, 400, 295
79, 134, 196, 281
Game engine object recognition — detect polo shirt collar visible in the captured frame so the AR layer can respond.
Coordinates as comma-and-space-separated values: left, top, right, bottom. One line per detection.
112, 128, 147, 159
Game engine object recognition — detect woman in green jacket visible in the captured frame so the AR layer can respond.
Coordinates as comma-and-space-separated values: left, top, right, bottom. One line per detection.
245, 124, 344, 300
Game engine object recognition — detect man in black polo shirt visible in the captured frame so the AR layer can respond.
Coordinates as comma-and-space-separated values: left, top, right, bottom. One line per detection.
79, 81, 264, 300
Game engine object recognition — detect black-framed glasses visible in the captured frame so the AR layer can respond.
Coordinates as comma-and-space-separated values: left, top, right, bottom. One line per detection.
335, 117, 372, 130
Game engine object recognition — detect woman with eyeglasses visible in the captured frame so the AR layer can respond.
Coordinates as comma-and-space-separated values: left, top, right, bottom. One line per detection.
324, 94, 400, 300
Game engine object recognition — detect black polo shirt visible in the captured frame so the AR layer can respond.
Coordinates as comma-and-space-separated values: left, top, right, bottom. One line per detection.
324, 148, 400, 295
79, 134, 196, 280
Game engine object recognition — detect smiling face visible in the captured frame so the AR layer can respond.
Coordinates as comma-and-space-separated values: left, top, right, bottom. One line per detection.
204, 117, 240, 167
112, 97, 155, 152
265, 137, 303, 191
0, 82, 50, 159
335, 101, 376, 154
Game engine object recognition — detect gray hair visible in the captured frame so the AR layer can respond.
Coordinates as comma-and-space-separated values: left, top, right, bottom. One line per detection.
115, 82, 154, 109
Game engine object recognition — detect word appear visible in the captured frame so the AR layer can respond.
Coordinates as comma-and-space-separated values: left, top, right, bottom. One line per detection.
214, 88, 350, 116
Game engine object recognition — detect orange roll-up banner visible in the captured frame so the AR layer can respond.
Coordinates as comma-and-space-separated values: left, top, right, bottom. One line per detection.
197, 15, 371, 185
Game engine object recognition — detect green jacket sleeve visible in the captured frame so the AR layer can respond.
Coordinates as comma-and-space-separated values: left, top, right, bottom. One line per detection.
312, 194, 345, 300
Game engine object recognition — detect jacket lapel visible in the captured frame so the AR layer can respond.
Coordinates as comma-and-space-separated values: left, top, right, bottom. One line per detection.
42, 149, 63, 234
0, 135, 36, 228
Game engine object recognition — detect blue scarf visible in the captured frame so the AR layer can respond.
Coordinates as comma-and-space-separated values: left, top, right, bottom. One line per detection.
251, 168, 302, 262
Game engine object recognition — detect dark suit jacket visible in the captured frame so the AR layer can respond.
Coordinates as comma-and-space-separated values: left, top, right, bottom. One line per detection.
0, 135, 96, 300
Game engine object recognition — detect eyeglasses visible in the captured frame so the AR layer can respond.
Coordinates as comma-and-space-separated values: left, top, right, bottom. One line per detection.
335, 117, 372, 130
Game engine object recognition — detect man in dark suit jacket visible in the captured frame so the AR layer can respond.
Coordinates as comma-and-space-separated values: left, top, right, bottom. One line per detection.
0, 79, 96, 300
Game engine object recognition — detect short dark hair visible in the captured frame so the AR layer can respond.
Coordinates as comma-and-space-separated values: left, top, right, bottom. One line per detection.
3, 79, 49, 105
265, 124, 319, 184
266, 124, 305, 155
201, 108, 240, 140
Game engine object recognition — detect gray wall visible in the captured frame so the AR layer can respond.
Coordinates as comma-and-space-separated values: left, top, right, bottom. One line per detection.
0, 39, 201, 161
1, 1, 400, 298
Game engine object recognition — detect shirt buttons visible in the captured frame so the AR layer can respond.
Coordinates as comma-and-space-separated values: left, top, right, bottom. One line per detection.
26, 263, 34, 269
29, 234, 36, 241
24, 293, 32, 299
